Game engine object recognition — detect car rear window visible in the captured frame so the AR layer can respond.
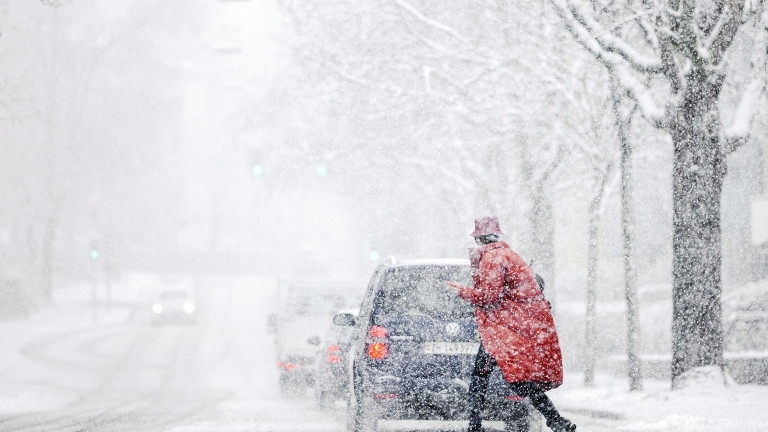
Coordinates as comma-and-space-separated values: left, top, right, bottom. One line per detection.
374, 265, 474, 318
159, 290, 190, 299
287, 293, 358, 317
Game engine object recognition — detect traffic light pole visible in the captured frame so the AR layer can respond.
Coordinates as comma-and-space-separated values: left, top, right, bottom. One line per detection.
91, 264, 98, 323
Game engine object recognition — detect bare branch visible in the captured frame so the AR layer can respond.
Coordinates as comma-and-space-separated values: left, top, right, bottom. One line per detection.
393, 0, 468, 43
565, 0, 664, 73
539, 140, 568, 185
395, 13, 498, 68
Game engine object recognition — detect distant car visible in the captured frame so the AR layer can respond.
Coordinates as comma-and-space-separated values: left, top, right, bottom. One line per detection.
313, 309, 359, 409
151, 288, 197, 325
342, 258, 537, 432
268, 280, 363, 398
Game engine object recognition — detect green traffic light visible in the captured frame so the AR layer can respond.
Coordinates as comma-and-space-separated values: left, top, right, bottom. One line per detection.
369, 251, 380, 261
90, 249, 100, 260
314, 165, 328, 177
251, 164, 264, 178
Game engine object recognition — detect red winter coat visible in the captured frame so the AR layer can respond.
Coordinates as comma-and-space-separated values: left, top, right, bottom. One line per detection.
458, 241, 563, 390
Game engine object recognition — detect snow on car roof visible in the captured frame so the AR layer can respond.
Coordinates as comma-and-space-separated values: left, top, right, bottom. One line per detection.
394, 258, 470, 267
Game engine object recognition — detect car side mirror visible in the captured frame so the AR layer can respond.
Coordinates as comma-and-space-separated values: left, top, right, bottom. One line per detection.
333, 312, 356, 327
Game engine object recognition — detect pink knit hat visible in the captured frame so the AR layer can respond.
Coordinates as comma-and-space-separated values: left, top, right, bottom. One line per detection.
470, 216, 503, 237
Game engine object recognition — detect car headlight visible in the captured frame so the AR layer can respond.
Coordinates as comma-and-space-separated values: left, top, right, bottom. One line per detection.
152, 304, 162, 314
183, 303, 196, 314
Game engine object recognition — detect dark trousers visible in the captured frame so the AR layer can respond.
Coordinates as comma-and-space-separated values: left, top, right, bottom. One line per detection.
468, 344, 561, 430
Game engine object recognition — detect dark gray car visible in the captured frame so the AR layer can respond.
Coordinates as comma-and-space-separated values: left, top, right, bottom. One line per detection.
341, 258, 537, 432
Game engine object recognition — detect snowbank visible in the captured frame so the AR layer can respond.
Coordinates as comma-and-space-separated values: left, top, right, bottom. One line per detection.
551, 367, 768, 432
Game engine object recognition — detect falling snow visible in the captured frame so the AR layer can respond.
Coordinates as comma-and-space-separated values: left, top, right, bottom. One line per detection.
1, 1, 767, 431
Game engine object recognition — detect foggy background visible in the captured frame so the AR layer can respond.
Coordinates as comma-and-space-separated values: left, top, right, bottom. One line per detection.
1, 0, 767, 374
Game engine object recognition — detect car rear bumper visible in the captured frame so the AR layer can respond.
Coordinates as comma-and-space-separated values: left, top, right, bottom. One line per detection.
280, 368, 314, 384
361, 377, 525, 421
278, 354, 317, 384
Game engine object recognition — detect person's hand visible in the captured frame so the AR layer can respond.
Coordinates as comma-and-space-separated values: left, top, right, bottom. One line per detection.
445, 281, 462, 292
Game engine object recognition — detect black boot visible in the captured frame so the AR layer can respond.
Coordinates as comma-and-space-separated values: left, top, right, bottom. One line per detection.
467, 411, 483, 432
467, 422, 486, 432
546, 416, 576, 432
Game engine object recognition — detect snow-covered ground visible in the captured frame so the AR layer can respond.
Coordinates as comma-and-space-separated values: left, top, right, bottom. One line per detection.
1, 275, 766, 432
548, 369, 768, 431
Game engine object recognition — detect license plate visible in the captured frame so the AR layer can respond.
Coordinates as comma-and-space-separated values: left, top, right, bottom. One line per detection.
422, 342, 479, 355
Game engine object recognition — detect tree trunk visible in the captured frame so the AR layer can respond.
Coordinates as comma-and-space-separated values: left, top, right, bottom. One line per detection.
611, 75, 642, 391
584, 163, 612, 387
517, 136, 557, 307
529, 184, 556, 303
670, 71, 726, 387
40, 205, 59, 301
584, 203, 599, 387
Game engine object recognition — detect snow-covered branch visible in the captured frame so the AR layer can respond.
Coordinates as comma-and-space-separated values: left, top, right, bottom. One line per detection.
638, 16, 661, 53
705, 2, 747, 66
724, 9, 768, 153
550, 0, 666, 123
614, 64, 666, 123
564, 0, 664, 73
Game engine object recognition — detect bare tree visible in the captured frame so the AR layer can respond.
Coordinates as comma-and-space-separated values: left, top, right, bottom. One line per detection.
1, 1, 210, 299
610, 71, 643, 390
584, 158, 615, 386
274, 1, 595, 294
551, 0, 768, 386
558, 59, 624, 386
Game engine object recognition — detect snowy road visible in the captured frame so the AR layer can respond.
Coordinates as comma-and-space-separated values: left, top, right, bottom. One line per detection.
0, 277, 342, 432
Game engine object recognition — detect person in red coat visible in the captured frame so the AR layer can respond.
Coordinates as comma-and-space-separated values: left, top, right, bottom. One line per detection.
447, 216, 576, 432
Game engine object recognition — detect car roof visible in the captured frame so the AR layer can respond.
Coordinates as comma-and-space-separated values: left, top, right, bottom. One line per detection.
156, 288, 192, 299
334, 307, 360, 315
390, 258, 470, 267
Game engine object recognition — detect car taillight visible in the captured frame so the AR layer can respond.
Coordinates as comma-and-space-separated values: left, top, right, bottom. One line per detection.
366, 325, 389, 359
326, 344, 342, 363
279, 361, 301, 371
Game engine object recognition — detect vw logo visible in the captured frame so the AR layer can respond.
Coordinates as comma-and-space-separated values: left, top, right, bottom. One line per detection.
445, 322, 460, 336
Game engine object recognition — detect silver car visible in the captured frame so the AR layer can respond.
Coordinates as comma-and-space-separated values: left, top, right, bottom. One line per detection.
151, 288, 197, 325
